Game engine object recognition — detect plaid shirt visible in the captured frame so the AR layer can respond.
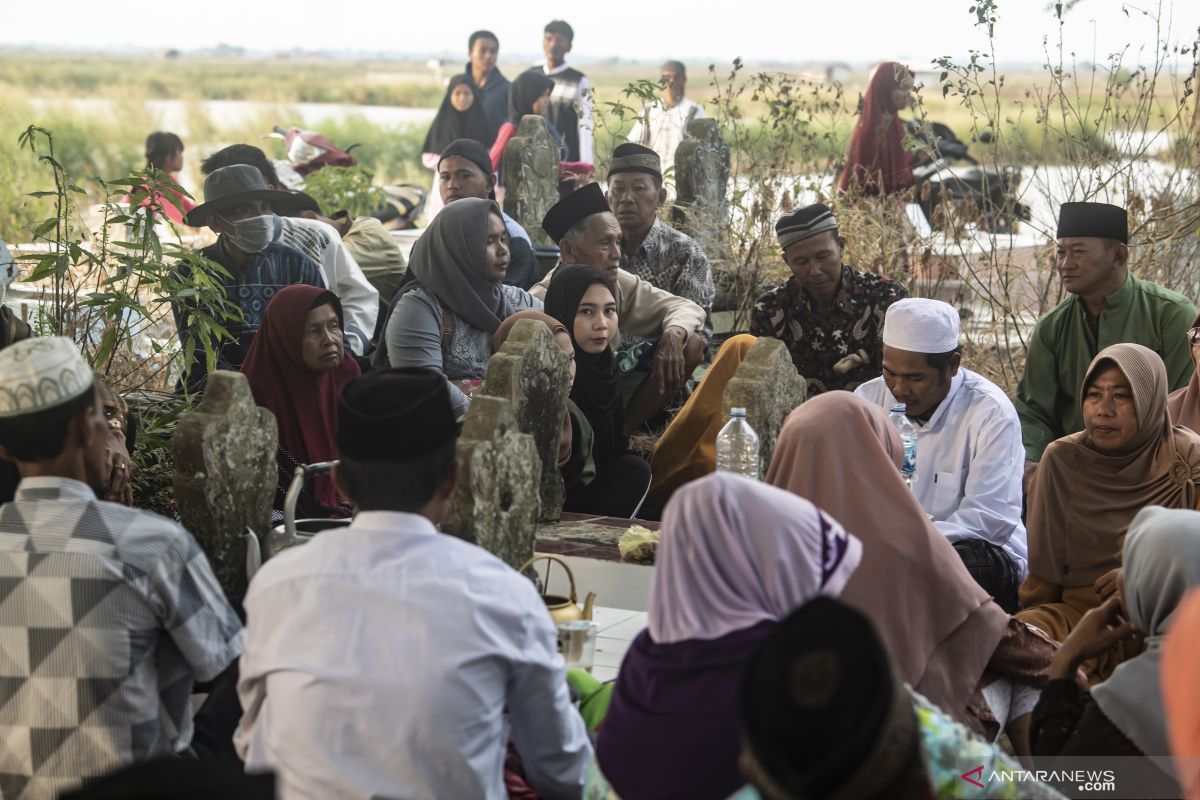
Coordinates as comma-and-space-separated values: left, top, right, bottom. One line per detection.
750, 266, 907, 395
0, 477, 243, 799
621, 219, 715, 314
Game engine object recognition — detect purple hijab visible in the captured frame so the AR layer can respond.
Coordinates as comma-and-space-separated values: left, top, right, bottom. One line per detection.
597, 473, 862, 799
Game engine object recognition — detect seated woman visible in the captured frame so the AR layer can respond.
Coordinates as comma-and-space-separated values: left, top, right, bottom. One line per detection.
381, 197, 540, 418
644, 334, 757, 515
1167, 312, 1200, 431
543, 265, 650, 517
837, 61, 915, 196
421, 76, 495, 221
1163, 587, 1200, 798
729, 598, 1063, 800
766, 392, 1059, 754
242, 284, 360, 519
590, 472, 863, 800
1018, 343, 1200, 682
1030, 505, 1198, 797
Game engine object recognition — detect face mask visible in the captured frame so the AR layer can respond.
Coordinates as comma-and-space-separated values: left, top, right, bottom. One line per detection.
223, 214, 280, 253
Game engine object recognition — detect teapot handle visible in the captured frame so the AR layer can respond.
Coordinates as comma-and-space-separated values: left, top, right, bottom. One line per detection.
516, 554, 578, 605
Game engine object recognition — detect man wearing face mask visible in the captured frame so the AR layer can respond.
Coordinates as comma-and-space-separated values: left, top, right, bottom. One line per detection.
180, 165, 325, 391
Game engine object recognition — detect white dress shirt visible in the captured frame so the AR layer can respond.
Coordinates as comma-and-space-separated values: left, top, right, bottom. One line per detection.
627, 97, 706, 178
541, 61, 593, 164
277, 216, 379, 355
855, 369, 1028, 578
235, 511, 591, 800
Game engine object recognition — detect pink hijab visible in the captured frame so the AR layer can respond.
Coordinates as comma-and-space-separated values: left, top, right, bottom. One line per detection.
765, 392, 1010, 718
648, 472, 863, 645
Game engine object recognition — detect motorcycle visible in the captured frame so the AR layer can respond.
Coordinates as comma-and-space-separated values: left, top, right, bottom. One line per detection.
267, 126, 427, 230
906, 120, 1030, 235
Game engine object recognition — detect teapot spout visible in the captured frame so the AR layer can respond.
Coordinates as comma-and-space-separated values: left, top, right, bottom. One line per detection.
582, 592, 597, 621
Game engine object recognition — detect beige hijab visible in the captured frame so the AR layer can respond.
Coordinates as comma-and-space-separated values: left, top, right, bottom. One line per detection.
1166, 312, 1200, 432
765, 391, 1010, 719
1028, 343, 1200, 587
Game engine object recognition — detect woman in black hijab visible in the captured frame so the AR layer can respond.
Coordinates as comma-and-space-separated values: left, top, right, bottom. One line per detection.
489, 71, 567, 171
422, 75, 495, 218
544, 265, 651, 517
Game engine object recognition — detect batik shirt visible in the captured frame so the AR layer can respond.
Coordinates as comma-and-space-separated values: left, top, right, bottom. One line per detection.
0, 477, 243, 799
749, 265, 907, 395
620, 219, 715, 325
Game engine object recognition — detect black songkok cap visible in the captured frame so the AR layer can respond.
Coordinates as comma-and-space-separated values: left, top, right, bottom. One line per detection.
541, 182, 611, 244
1056, 201, 1128, 244
337, 368, 457, 462
438, 139, 493, 179
608, 142, 662, 179
775, 203, 838, 250
739, 597, 918, 800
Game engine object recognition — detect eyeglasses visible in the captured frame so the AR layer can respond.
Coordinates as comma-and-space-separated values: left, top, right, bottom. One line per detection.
1189, 327, 1200, 347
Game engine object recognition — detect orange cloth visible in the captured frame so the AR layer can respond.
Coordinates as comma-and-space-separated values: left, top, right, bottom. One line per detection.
1163, 587, 1200, 799
646, 334, 757, 509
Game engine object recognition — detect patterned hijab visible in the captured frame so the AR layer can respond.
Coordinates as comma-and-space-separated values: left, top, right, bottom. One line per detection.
648, 472, 862, 644
1027, 343, 1200, 586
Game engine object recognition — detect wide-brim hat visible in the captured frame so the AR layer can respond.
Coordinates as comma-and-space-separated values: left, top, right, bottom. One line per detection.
185, 164, 302, 227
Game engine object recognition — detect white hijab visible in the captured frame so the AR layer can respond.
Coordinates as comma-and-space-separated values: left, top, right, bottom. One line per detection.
1093, 505, 1200, 757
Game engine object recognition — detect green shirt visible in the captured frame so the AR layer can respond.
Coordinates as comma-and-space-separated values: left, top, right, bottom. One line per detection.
1016, 272, 1196, 461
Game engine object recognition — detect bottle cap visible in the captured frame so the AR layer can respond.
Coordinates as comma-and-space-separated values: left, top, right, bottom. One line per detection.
731, 407, 747, 417
889, 403, 906, 413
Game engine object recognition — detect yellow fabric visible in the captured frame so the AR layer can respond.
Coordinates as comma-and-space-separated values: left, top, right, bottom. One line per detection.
646, 335, 757, 510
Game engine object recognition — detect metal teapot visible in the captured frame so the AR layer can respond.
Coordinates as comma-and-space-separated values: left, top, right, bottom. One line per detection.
519, 555, 596, 625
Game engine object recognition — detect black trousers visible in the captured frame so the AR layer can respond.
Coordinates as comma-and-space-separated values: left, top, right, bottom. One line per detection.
953, 538, 1021, 613
564, 454, 652, 518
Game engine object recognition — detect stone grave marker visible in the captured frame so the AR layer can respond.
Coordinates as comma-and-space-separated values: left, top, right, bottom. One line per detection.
722, 337, 806, 478
483, 318, 569, 522
673, 118, 731, 231
502, 115, 562, 248
174, 370, 277, 604
443, 395, 541, 569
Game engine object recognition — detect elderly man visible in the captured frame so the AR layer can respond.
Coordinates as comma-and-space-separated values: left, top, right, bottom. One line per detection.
531, 183, 706, 434
0, 338, 243, 796
200, 145, 379, 356
1017, 201, 1195, 471
626, 60, 706, 180
465, 30, 510, 139
436, 138, 539, 289
181, 165, 324, 387
526, 20, 592, 164
856, 299, 1027, 611
750, 203, 907, 395
607, 143, 714, 325
236, 367, 591, 799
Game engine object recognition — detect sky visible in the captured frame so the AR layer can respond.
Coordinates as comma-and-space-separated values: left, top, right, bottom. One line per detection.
2, 0, 1198, 70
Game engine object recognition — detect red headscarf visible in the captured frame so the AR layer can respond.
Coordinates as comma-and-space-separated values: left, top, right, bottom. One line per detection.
838, 61, 915, 196
241, 285, 360, 508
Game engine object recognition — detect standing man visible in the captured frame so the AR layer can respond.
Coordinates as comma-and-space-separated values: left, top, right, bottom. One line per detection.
607, 143, 714, 324
626, 60, 706, 187
529, 20, 592, 164
1016, 201, 1196, 473
856, 299, 1027, 612
466, 30, 510, 140
235, 368, 591, 799
750, 203, 907, 395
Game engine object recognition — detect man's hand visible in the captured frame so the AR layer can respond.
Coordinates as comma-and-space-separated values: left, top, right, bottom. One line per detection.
1048, 596, 1134, 679
1094, 567, 1122, 603
105, 436, 133, 507
651, 327, 688, 395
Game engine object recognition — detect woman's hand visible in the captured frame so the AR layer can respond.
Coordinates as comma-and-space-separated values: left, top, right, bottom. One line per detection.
1093, 568, 1122, 602
1048, 596, 1133, 679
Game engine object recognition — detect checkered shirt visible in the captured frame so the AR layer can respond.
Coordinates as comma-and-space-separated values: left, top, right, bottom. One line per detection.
0, 477, 243, 800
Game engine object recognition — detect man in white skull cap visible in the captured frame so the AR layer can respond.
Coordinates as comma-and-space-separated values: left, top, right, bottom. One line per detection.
855, 298, 1027, 612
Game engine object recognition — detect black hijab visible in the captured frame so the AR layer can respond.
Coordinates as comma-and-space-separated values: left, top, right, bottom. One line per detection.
509, 71, 556, 125
422, 75, 495, 155
543, 265, 626, 466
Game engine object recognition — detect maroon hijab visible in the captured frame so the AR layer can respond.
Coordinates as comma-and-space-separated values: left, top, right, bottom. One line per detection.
241, 285, 360, 507
838, 61, 915, 195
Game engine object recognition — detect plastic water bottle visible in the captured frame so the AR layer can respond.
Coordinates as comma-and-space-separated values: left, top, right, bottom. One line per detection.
716, 407, 760, 478
889, 403, 919, 488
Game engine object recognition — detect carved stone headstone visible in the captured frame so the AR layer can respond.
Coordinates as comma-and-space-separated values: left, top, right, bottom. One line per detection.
443, 395, 541, 568
483, 318, 569, 521
673, 118, 731, 232
502, 114, 562, 248
173, 371, 277, 604
722, 338, 807, 478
